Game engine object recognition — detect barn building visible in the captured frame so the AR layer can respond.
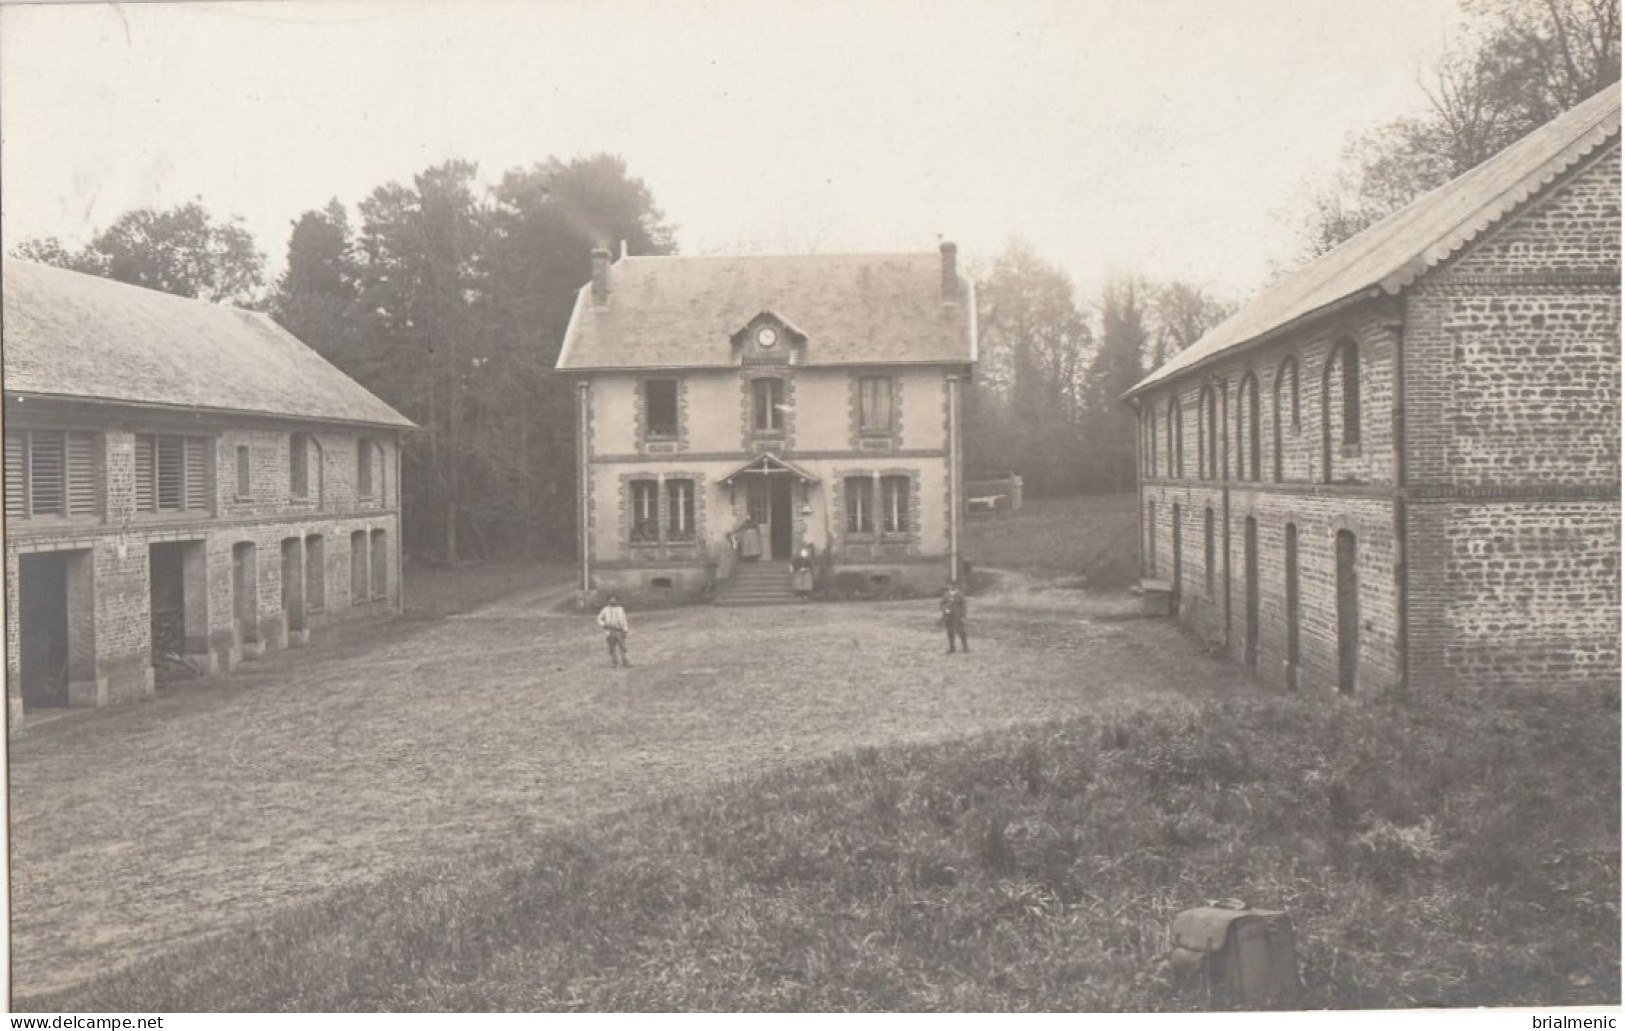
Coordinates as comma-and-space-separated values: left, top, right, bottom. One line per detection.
1125, 83, 1620, 694
4, 260, 412, 726
557, 244, 977, 602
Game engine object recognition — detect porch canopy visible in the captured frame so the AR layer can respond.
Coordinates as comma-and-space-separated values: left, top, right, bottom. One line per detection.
719, 453, 819, 486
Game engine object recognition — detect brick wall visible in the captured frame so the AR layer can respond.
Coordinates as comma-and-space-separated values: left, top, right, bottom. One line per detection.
1401, 140, 1620, 688
1137, 136, 1620, 694
6, 408, 403, 727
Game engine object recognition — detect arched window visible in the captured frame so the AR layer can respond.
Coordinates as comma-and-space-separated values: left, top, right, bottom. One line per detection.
1198, 382, 1221, 480
1273, 356, 1299, 482
1197, 385, 1214, 479
1145, 407, 1158, 478
1172, 398, 1184, 478
1322, 341, 1361, 482
1339, 343, 1361, 446
1237, 373, 1260, 482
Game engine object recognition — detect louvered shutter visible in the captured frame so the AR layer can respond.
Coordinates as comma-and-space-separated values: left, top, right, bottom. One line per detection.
184, 437, 210, 511
5, 432, 27, 520
29, 431, 65, 516
134, 435, 156, 512
66, 432, 98, 516
156, 436, 184, 510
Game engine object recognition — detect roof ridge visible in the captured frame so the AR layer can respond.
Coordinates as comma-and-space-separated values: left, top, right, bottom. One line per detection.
1127, 82, 1621, 396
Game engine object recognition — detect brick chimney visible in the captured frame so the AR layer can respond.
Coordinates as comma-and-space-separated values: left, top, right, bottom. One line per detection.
591, 247, 612, 306
940, 240, 959, 301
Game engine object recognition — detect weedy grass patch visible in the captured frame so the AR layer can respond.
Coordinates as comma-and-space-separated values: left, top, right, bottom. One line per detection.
962, 493, 1140, 588
26, 681, 1618, 1012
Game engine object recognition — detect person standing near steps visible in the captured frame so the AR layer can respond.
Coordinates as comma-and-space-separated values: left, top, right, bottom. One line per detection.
596, 594, 631, 667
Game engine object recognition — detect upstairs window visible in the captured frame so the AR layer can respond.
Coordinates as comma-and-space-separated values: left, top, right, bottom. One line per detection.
357, 437, 374, 498
630, 479, 659, 543
645, 380, 679, 439
5, 430, 99, 520
1168, 398, 1183, 479
1339, 343, 1361, 446
134, 434, 210, 514
666, 478, 695, 540
844, 476, 874, 534
236, 446, 252, 498
1238, 374, 1261, 482
1146, 409, 1158, 478
752, 377, 785, 433
880, 475, 910, 534
290, 433, 310, 497
858, 377, 894, 435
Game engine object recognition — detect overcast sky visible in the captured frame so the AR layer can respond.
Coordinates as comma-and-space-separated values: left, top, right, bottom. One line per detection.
1, 0, 1465, 301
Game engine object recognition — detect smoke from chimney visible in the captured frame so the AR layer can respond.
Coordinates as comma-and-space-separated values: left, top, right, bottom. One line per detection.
591, 247, 611, 306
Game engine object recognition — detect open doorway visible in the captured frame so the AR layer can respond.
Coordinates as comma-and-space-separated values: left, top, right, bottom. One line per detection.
150, 541, 207, 679
281, 537, 306, 643
1336, 529, 1359, 694
747, 476, 795, 560
18, 550, 92, 710
1244, 516, 1259, 667
232, 542, 259, 659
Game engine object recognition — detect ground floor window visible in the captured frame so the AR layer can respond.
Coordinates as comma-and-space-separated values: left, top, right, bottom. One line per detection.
845, 476, 874, 534
666, 479, 695, 540
880, 476, 909, 534
630, 480, 659, 543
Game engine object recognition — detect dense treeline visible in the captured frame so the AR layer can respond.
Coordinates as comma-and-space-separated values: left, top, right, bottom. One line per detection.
17, 155, 674, 562
965, 241, 1231, 497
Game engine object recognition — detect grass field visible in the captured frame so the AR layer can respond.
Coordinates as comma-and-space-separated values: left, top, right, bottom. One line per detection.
26, 681, 1619, 1011
962, 493, 1140, 588
11, 495, 1619, 1011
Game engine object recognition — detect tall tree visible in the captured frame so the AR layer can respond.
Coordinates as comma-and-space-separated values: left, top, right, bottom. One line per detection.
1080, 278, 1150, 492
269, 200, 367, 374
1148, 281, 1234, 368
1298, 0, 1620, 256
13, 200, 265, 305
967, 241, 1095, 496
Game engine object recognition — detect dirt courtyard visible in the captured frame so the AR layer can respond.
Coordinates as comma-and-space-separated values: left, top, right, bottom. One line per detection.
8, 576, 1253, 998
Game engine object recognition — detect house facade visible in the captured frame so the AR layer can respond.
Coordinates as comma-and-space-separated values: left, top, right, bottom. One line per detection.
557, 244, 977, 600
3, 260, 413, 726
1126, 84, 1620, 694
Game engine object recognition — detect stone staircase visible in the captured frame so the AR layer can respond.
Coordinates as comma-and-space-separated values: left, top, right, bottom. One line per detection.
713, 560, 798, 606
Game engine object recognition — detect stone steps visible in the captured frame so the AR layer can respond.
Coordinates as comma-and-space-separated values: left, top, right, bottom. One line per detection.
714, 563, 799, 606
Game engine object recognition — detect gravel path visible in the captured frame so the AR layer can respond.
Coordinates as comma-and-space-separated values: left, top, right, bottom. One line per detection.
8, 579, 1252, 997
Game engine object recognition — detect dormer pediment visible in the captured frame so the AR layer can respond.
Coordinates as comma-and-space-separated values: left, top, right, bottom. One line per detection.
731, 310, 808, 365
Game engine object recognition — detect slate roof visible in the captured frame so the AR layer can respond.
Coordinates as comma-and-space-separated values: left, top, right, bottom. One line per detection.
3, 260, 412, 428
556, 251, 976, 371
1129, 81, 1622, 396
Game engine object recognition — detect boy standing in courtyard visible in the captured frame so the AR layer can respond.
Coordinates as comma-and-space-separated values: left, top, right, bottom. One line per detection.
596, 594, 631, 667
941, 580, 969, 654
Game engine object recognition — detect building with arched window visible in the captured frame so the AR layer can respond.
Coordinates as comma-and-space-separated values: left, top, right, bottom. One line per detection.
559, 243, 976, 603
1125, 84, 1620, 694
4, 261, 411, 728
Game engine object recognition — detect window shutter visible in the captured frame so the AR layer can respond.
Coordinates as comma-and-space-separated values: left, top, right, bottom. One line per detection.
134, 435, 156, 512
29, 431, 65, 516
185, 437, 210, 510
66, 432, 98, 516
156, 436, 184, 510
5, 432, 27, 519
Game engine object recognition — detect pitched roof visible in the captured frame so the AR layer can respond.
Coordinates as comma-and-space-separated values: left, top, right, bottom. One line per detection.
556, 251, 975, 370
1129, 82, 1622, 396
3, 260, 412, 428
